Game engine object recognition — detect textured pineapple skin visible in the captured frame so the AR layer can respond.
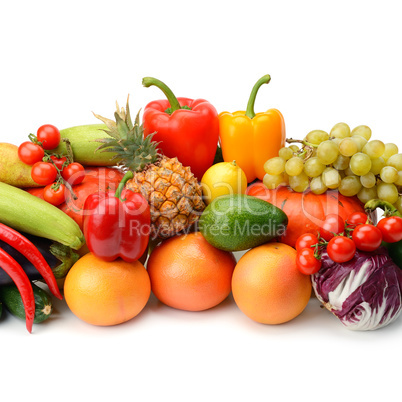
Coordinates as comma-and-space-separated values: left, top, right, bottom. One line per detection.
126, 156, 205, 239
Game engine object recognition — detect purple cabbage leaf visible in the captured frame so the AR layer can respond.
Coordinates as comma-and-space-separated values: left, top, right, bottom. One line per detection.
311, 247, 402, 331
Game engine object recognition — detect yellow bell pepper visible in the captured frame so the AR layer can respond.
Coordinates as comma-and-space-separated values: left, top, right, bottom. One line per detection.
218, 74, 286, 183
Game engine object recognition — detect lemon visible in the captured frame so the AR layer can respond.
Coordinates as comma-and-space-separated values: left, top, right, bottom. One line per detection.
201, 161, 247, 205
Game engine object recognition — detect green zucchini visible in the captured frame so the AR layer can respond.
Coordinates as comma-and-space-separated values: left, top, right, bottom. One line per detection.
0, 282, 53, 323
0, 181, 85, 250
52, 124, 118, 166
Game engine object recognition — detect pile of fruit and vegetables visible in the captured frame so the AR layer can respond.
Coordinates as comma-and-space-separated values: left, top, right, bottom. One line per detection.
2, 74, 402, 333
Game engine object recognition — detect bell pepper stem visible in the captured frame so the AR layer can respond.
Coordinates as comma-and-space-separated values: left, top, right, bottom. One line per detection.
364, 198, 402, 217
245, 74, 271, 119
115, 171, 134, 201
142, 77, 182, 113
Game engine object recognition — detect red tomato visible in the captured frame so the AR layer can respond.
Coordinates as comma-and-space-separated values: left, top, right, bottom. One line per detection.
352, 224, 382, 252
27, 167, 124, 229
346, 212, 368, 228
43, 183, 66, 206
62, 162, 85, 186
17, 142, 44, 165
327, 236, 356, 263
31, 162, 58, 185
296, 248, 322, 275
377, 216, 402, 243
37, 124, 61, 150
319, 214, 345, 241
50, 155, 68, 171
295, 233, 319, 252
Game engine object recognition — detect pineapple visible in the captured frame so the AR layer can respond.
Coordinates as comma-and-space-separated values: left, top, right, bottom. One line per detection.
93, 96, 205, 239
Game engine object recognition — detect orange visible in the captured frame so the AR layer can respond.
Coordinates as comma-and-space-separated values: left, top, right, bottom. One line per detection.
64, 253, 151, 326
147, 232, 236, 311
231, 242, 311, 324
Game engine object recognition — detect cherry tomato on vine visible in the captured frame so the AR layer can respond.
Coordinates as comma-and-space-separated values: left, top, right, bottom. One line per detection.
17, 141, 44, 165
296, 248, 322, 275
50, 155, 68, 170
319, 214, 345, 241
43, 183, 66, 206
327, 236, 356, 263
377, 216, 402, 243
31, 162, 58, 185
37, 124, 61, 150
346, 212, 368, 228
61, 162, 85, 185
352, 224, 382, 252
295, 233, 319, 252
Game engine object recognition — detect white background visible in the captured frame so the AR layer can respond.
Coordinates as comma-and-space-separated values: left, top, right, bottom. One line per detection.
1, 1, 402, 401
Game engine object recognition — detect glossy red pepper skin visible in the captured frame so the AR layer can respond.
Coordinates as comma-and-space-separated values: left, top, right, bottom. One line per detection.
143, 97, 219, 181
83, 188, 150, 263
0, 247, 35, 333
0, 223, 62, 300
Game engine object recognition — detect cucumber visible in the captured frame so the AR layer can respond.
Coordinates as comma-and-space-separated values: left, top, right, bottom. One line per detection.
0, 181, 85, 250
198, 194, 288, 251
52, 124, 118, 166
0, 282, 53, 323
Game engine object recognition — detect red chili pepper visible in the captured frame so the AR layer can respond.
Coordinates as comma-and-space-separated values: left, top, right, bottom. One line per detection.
0, 247, 35, 333
142, 77, 219, 181
0, 223, 62, 300
83, 171, 151, 262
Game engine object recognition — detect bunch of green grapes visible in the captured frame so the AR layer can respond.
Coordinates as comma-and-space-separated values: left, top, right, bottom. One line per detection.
263, 122, 402, 213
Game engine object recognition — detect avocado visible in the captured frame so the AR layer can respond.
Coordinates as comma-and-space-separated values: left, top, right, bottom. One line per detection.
198, 194, 288, 251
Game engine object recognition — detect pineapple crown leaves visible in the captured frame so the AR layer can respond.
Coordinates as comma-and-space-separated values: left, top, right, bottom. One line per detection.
92, 95, 162, 172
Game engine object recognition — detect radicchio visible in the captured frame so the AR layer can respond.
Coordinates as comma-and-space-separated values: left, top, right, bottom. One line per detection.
311, 247, 402, 331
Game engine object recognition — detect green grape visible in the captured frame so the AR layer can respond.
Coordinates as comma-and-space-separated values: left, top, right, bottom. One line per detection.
370, 157, 385, 175
343, 165, 355, 176
289, 172, 309, 193
330, 122, 350, 139
360, 172, 376, 188
263, 173, 287, 189
331, 137, 342, 147
362, 140, 385, 159
303, 157, 325, 178
380, 166, 399, 184
339, 138, 358, 157
310, 176, 328, 195
351, 135, 368, 152
386, 154, 402, 171
351, 125, 372, 141
333, 155, 350, 171
382, 143, 399, 161
350, 153, 372, 176
317, 140, 339, 165
285, 157, 304, 176
394, 171, 402, 186
394, 196, 402, 215
357, 186, 377, 204
322, 167, 341, 189
278, 147, 294, 161
306, 130, 329, 145
377, 182, 399, 204
339, 175, 362, 197
288, 144, 300, 153
264, 157, 286, 175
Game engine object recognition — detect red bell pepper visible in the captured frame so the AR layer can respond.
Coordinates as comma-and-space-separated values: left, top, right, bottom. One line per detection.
142, 77, 219, 181
83, 171, 150, 262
